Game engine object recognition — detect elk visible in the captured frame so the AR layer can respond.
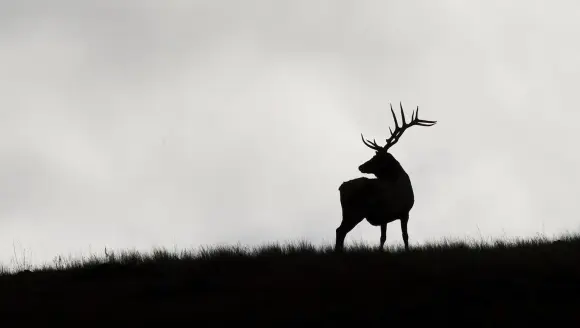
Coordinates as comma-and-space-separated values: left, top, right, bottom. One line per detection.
335, 102, 436, 252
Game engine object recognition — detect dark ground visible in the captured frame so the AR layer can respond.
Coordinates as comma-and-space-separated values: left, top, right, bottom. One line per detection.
1, 236, 579, 325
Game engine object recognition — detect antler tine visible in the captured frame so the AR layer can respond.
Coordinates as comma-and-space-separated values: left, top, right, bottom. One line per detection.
389, 103, 399, 130
399, 101, 406, 125
416, 120, 437, 126
414, 105, 437, 126
360, 133, 382, 151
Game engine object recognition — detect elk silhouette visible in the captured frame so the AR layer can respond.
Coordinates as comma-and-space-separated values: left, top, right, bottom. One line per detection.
335, 102, 436, 252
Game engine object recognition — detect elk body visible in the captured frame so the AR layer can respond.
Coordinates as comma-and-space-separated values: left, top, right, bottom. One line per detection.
335, 102, 436, 252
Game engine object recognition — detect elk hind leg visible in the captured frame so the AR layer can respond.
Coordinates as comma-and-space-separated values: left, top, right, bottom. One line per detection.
335, 212, 363, 252
379, 223, 387, 251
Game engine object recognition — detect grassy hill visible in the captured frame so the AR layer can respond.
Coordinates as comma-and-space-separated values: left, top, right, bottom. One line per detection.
1, 234, 579, 325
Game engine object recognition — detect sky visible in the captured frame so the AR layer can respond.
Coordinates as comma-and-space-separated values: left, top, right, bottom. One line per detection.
1, 0, 579, 267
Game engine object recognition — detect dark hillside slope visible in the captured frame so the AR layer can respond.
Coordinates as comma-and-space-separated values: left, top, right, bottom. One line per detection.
1, 236, 579, 325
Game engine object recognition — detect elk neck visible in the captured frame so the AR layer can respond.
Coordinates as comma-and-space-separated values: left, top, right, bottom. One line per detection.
373, 154, 407, 181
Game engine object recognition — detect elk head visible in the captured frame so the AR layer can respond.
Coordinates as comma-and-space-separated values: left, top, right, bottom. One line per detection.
358, 102, 436, 179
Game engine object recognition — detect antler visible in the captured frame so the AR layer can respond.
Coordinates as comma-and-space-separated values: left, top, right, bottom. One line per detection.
361, 102, 436, 152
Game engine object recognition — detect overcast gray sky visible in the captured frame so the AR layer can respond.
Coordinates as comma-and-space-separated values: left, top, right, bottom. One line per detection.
1, 0, 579, 267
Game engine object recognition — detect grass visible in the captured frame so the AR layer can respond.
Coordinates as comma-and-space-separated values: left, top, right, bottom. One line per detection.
1, 233, 579, 324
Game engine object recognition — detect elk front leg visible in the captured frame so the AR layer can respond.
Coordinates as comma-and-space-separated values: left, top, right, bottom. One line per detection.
400, 215, 409, 251
379, 223, 387, 251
